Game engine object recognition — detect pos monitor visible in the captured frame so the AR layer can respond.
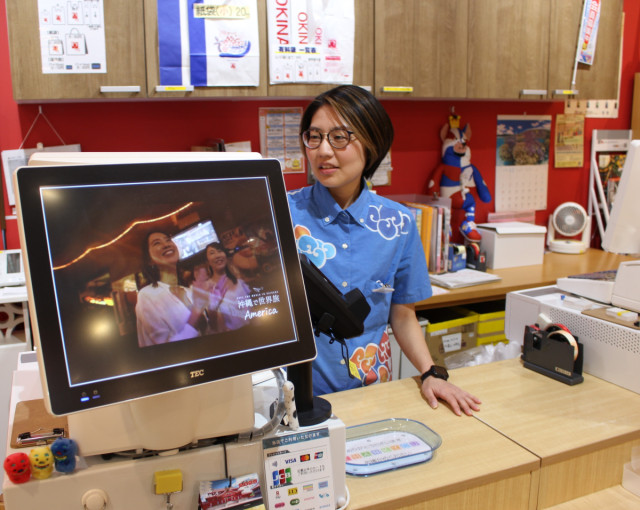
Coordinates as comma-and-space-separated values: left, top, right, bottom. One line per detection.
14, 157, 317, 455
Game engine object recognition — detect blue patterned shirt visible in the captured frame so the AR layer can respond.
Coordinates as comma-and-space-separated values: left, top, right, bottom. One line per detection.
287, 181, 432, 395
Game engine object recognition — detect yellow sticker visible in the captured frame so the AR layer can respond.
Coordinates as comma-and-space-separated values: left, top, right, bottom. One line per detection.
349, 361, 361, 380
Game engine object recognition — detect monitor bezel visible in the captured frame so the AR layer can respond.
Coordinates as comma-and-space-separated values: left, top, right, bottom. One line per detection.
15, 158, 316, 416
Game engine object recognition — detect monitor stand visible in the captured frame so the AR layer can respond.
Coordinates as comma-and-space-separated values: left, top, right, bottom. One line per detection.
286, 361, 332, 426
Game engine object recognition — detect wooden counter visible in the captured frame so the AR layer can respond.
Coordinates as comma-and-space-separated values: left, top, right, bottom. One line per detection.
324, 357, 640, 509
324, 377, 540, 510
452, 359, 640, 508
417, 249, 636, 310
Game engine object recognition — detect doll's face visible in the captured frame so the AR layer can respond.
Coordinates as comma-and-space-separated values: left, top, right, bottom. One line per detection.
29, 446, 54, 478
4, 452, 31, 483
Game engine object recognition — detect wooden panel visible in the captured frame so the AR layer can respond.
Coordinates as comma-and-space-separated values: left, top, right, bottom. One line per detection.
632, 73, 640, 140
7, 0, 146, 101
548, 0, 623, 99
268, 0, 374, 97
467, 0, 550, 99
538, 441, 640, 508
546, 485, 640, 510
144, 0, 268, 97
375, 0, 468, 98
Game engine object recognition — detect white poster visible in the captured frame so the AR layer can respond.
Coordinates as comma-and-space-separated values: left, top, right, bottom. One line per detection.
495, 116, 551, 212
157, 0, 260, 87
38, 0, 107, 74
266, 0, 354, 84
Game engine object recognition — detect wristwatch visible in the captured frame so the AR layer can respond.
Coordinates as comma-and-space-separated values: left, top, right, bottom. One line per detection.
420, 365, 449, 383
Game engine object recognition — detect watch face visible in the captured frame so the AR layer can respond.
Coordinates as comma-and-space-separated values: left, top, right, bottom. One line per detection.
433, 366, 449, 379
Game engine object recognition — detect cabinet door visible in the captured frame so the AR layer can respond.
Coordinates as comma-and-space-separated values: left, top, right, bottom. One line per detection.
267, 0, 374, 98
467, 0, 551, 99
374, 0, 468, 98
144, 0, 268, 98
548, 0, 623, 100
6, 0, 146, 101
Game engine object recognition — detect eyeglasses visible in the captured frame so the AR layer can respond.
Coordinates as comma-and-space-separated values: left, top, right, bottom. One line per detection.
301, 128, 354, 149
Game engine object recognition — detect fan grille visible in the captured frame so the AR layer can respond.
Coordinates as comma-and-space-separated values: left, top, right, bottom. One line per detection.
554, 203, 587, 236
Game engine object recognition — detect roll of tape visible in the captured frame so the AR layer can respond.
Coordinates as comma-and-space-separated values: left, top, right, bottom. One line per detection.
547, 328, 578, 361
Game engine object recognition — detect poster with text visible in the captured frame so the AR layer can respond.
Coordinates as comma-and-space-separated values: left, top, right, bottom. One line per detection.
259, 107, 305, 173
495, 116, 551, 212
157, 0, 260, 87
266, 0, 354, 84
38, 0, 106, 74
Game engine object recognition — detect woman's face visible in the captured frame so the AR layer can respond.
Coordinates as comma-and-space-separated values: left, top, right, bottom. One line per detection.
206, 246, 228, 272
305, 105, 366, 207
147, 232, 179, 270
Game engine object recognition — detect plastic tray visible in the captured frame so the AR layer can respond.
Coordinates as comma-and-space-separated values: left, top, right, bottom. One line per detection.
345, 418, 442, 476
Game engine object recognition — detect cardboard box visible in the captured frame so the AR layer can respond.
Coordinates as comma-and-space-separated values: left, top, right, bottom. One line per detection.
457, 300, 507, 345
477, 222, 547, 269
418, 309, 478, 366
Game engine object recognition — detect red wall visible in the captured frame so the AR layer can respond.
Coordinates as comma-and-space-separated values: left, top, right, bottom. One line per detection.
1, 1, 639, 250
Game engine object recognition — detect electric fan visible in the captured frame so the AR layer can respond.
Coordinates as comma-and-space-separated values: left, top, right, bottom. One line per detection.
547, 202, 591, 254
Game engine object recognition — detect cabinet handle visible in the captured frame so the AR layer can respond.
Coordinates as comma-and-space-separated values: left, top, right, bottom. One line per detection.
553, 89, 579, 96
381, 86, 414, 93
99, 86, 141, 93
520, 89, 548, 96
155, 85, 195, 92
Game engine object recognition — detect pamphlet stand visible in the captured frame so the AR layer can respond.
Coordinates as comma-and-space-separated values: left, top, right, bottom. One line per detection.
521, 325, 584, 385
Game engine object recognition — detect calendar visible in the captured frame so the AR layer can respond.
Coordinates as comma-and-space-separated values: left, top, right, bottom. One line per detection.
495, 115, 551, 212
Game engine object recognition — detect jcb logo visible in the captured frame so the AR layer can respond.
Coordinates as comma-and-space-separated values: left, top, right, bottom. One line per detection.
190, 369, 205, 378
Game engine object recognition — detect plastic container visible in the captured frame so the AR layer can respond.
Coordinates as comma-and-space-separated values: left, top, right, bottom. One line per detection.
345, 418, 442, 476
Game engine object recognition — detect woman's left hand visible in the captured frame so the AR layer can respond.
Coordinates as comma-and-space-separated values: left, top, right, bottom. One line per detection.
420, 377, 481, 416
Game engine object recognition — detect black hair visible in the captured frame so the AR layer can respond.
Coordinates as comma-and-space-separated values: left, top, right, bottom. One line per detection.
205, 242, 238, 285
300, 85, 394, 179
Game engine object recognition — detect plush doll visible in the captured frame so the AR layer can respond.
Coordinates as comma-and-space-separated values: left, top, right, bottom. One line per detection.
427, 116, 492, 243
4, 452, 31, 484
51, 437, 78, 474
28, 445, 54, 480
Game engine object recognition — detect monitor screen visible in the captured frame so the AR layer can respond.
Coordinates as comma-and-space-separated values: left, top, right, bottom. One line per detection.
15, 158, 316, 417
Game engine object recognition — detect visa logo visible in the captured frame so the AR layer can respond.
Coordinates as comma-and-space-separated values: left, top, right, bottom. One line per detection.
285, 458, 297, 464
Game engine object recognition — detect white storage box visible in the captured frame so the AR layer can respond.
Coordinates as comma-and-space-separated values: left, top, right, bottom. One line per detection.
477, 222, 547, 269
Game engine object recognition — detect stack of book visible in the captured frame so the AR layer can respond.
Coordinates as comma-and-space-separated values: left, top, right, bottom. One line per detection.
387, 194, 452, 274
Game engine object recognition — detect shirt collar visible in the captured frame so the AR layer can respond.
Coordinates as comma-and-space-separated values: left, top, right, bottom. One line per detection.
312, 180, 371, 226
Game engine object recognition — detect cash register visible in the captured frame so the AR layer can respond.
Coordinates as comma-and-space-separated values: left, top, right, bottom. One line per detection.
3, 155, 362, 509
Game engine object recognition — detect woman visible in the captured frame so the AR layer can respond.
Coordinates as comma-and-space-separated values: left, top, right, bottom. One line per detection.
204, 242, 251, 332
288, 85, 481, 416
135, 230, 207, 347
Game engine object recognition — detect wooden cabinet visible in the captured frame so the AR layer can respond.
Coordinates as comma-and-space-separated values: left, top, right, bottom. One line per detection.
548, 0, 623, 100
267, 0, 374, 98
5, 0, 623, 102
143, 0, 268, 98
374, 0, 468, 99
467, 0, 551, 99
6, 0, 146, 101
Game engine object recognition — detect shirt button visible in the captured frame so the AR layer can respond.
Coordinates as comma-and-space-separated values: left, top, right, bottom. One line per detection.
341, 282, 348, 288
359, 218, 364, 223
324, 217, 330, 223
342, 243, 348, 249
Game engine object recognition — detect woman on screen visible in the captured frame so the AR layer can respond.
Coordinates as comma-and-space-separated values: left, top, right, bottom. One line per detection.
204, 242, 251, 332
135, 231, 208, 347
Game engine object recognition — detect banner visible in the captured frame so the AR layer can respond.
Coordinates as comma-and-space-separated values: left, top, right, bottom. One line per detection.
577, 0, 601, 65
266, 0, 354, 84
